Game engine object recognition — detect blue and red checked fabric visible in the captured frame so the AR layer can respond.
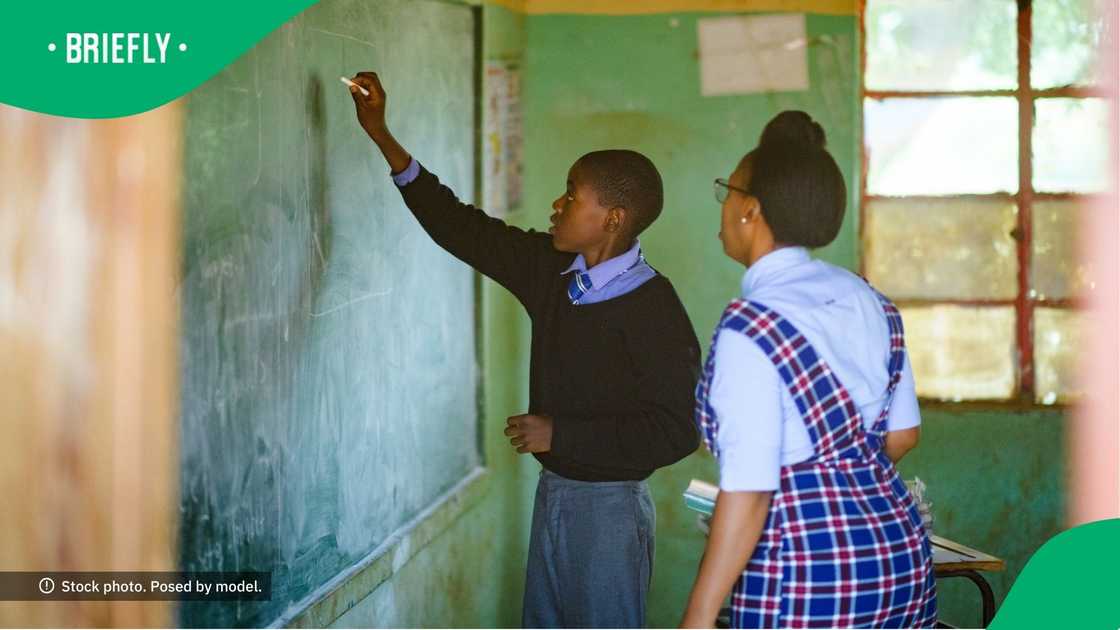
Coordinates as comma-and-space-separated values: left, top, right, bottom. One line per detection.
695, 290, 938, 628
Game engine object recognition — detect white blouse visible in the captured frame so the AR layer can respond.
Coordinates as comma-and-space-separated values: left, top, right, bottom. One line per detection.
710, 247, 921, 492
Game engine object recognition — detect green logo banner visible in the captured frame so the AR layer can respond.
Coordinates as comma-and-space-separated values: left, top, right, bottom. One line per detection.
990, 518, 1119, 629
0, 0, 319, 118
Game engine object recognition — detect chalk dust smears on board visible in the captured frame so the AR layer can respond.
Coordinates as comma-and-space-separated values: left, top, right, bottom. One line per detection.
178, 1, 478, 626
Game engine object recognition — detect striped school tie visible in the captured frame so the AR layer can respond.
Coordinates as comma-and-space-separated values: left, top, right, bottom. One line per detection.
567, 270, 593, 304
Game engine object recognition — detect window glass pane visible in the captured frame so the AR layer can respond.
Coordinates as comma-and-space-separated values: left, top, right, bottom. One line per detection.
865, 199, 1018, 300
1034, 307, 1083, 404
866, 97, 1019, 195
1032, 0, 1110, 89
1031, 199, 1096, 299
866, 0, 1017, 91
901, 305, 1017, 400
1033, 98, 1111, 193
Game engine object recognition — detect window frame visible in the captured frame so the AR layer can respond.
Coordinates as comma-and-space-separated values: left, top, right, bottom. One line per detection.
859, 0, 1103, 406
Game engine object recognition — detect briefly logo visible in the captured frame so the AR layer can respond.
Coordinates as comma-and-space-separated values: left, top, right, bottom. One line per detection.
47, 33, 187, 64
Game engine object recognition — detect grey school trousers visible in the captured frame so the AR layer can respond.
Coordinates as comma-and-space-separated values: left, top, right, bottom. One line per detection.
522, 469, 656, 628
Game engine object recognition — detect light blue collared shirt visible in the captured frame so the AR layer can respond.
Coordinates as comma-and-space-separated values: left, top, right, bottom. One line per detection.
709, 247, 921, 492
392, 158, 656, 305
561, 240, 656, 305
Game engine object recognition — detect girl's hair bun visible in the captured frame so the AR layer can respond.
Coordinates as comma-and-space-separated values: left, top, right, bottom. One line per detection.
758, 110, 826, 150
742, 110, 845, 249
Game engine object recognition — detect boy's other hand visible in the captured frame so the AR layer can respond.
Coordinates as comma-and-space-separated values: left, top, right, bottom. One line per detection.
505, 414, 553, 454
349, 71, 390, 141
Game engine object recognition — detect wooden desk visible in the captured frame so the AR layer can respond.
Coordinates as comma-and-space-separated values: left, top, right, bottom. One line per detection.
931, 534, 1006, 627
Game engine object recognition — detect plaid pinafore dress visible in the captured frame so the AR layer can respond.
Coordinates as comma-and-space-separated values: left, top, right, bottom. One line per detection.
695, 290, 938, 628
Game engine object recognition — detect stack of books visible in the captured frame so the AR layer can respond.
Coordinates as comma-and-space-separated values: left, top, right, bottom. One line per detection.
682, 478, 719, 517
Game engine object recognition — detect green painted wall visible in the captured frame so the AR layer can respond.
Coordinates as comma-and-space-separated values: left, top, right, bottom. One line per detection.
522, 11, 861, 346
896, 408, 1065, 628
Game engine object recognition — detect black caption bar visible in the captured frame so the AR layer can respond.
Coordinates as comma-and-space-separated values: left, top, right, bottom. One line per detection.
0, 572, 271, 601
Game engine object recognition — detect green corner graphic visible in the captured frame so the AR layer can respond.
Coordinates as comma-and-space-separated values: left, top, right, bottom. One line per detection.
990, 518, 1120, 629
0, 1, 319, 118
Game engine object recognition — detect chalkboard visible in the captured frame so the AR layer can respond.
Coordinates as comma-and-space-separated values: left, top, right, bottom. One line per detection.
178, 1, 478, 626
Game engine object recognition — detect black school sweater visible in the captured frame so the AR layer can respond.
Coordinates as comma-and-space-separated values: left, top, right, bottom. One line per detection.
398, 166, 700, 481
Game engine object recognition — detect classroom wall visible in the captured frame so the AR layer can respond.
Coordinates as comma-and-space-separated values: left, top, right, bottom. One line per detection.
513, 9, 1067, 629
896, 408, 1065, 629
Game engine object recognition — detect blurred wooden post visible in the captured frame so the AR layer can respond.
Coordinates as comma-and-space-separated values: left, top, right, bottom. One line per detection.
1068, 1, 1120, 527
0, 103, 181, 627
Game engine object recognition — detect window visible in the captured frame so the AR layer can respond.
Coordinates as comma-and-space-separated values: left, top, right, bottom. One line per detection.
861, 0, 1111, 403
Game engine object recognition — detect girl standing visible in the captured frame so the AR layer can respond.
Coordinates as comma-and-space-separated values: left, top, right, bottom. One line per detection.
680, 111, 937, 628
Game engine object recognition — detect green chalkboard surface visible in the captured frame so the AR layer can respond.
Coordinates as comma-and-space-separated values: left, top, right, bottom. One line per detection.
178, 1, 478, 626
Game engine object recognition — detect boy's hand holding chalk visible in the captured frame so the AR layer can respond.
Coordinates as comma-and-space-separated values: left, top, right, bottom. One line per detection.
347, 71, 411, 174
346, 72, 391, 143
340, 76, 370, 96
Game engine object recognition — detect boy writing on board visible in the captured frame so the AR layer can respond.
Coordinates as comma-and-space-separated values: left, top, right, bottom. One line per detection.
348, 72, 699, 628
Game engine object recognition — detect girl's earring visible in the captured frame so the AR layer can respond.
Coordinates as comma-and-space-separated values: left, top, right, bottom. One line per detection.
740, 217, 748, 224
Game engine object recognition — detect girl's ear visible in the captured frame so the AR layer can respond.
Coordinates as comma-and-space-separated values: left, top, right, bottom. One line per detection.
742, 196, 762, 222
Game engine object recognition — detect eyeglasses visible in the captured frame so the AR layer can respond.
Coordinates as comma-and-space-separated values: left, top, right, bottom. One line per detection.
714, 178, 750, 204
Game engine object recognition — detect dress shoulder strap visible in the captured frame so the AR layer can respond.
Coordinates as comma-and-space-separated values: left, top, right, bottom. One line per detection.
865, 282, 908, 436
718, 298, 865, 461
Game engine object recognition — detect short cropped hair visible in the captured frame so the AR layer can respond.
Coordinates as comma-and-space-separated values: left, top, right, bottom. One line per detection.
742, 111, 846, 249
577, 149, 664, 238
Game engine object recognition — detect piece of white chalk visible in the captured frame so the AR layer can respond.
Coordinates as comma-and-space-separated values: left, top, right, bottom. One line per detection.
340, 76, 370, 96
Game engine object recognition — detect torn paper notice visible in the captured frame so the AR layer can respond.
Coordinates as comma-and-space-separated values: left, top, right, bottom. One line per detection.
483, 61, 523, 217
697, 14, 810, 96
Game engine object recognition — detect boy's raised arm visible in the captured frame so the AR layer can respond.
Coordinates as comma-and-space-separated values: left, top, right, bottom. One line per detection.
349, 72, 412, 174
348, 72, 551, 306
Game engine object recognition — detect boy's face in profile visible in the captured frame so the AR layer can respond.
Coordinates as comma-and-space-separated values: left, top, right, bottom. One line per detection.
549, 160, 618, 254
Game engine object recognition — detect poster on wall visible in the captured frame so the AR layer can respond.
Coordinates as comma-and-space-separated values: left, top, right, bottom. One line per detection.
697, 13, 810, 96
484, 60, 523, 217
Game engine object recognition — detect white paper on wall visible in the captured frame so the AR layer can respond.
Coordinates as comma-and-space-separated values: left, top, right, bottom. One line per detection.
697, 13, 810, 96
484, 61, 523, 217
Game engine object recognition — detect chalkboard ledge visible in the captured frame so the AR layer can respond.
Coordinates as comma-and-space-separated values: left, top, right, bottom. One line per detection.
275, 468, 490, 628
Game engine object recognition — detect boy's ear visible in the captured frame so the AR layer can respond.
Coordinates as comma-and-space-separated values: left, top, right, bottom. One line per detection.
605, 207, 626, 233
